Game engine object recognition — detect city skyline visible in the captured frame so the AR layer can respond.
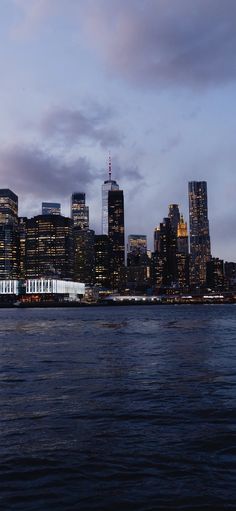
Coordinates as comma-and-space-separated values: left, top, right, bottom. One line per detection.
0, 178, 232, 262
0, 1, 235, 260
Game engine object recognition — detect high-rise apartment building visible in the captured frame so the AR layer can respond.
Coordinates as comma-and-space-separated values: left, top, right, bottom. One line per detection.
42, 202, 61, 215
71, 193, 89, 230
188, 181, 211, 288
108, 189, 124, 289
0, 189, 19, 279
102, 155, 119, 235
25, 215, 73, 279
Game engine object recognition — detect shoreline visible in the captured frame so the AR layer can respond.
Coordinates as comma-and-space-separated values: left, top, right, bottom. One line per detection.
0, 299, 235, 308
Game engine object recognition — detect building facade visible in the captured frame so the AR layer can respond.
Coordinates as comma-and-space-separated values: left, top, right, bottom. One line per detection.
42, 202, 61, 215
71, 193, 89, 230
73, 228, 95, 285
188, 181, 211, 288
0, 189, 19, 279
25, 215, 73, 279
168, 204, 180, 235
108, 189, 125, 289
94, 234, 112, 289
102, 156, 119, 235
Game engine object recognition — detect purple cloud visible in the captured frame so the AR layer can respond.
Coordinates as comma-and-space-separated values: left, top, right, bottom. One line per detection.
40, 106, 123, 149
0, 144, 96, 199
81, 0, 236, 89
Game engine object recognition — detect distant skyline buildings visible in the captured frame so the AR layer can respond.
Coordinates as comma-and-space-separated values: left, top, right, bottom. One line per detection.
0, 177, 234, 293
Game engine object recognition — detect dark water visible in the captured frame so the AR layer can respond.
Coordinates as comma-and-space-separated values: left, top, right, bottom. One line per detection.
0, 305, 236, 511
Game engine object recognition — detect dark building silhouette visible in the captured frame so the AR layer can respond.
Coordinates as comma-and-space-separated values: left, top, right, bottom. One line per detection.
168, 204, 180, 235
25, 215, 73, 279
127, 234, 150, 292
71, 193, 89, 230
206, 257, 224, 291
108, 189, 125, 289
151, 218, 177, 292
42, 202, 61, 215
189, 181, 211, 288
73, 228, 95, 285
224, 261, 236, 290
0, 189, 19, 279
94, 234, 112, 289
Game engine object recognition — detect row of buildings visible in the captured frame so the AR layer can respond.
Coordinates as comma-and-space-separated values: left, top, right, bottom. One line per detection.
0, 169, 235, 296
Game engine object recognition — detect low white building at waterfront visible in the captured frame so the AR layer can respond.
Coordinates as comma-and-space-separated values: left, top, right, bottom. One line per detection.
0, 279, 85, 300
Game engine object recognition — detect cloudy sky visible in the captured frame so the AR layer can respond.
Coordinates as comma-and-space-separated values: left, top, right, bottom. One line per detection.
0, 0, 235, 260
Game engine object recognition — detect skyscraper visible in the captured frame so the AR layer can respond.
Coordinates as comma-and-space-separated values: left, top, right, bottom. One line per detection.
0, 189, 18, 225
42, 202, 61, 215
94, 234, 112, 289
127, 235, 149, 293
73, 228, 95, 285
71, 193, 89, 230
159, 217, 178, 289
108, 189, 124, 289
177, 214, 188, 255
102, 155, 119, 235
168, 204, 180, 235
0, 189, 19, 279
188, 181, 211, 288
176, 214, 189, 291
25, 215, 73, 279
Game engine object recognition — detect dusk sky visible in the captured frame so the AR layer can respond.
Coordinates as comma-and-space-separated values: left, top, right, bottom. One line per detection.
0, 0, 236, 260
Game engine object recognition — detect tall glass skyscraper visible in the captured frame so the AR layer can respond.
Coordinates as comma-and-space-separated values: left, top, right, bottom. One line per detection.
108, 189, 124, 289
102, 156, 119, 235
0, 189, 19, 279
188, 181, 211, 288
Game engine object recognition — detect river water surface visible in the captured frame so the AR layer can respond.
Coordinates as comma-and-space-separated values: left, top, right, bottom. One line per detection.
0, 305, 236, 510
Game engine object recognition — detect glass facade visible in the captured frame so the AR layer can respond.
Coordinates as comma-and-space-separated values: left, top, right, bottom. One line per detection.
73, 228, 95, 285
42, 202, 61, 215
94, 234, 112, 288
71, 193, 89, 230
108, 190, 125, 289
102, 179, 119, 235
188, 181, 211, 288
0, 189, 19, 279
26, 215, 73, 279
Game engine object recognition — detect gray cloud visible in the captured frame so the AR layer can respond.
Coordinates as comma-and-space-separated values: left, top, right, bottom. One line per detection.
110, 156, 144, 183
0, 144, 97, 204
82, 0, 236, 89
41, 106, 123, 148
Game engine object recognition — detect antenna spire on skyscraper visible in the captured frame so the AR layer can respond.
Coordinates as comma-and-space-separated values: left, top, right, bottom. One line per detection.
108, 152, 112, 181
